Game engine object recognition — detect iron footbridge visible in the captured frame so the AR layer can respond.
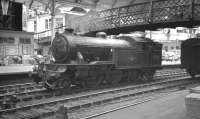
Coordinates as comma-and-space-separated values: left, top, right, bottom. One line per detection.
71, 0, 200, 36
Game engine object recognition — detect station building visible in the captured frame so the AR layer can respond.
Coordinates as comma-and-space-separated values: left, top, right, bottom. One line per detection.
0, 30, 34, 56
26, 10, 66, 55
0, 1, 35, 66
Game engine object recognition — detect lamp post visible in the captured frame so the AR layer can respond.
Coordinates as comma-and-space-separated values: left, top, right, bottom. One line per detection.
51, 0, 55, 45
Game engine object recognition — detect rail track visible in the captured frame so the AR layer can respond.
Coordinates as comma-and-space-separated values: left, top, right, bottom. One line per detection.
0, 65, 182, 95
75, 88, 190, 119
0, 67, 186, 95
0, 68, 188, 107
0, 69, 196, 119
0, 83, 43, 95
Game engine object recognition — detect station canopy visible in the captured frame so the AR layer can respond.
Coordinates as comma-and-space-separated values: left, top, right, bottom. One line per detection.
15, 0, 151, 15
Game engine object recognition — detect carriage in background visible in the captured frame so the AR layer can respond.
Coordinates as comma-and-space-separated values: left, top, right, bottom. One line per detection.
181, 37, 200, 77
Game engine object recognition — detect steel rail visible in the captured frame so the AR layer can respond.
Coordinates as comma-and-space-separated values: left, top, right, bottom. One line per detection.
0, 83, 43, 95
1, 76, 196, 119
79, 90, 184, 119
0, 66, 183, 95
0, 70, 188, 106
0, 74, 193, 115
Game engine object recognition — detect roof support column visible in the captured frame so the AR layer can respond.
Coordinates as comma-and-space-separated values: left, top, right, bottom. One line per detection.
51, 0, 55, 44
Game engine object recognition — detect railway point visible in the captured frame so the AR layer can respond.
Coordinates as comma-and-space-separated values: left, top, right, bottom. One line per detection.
1, 0, 200, 119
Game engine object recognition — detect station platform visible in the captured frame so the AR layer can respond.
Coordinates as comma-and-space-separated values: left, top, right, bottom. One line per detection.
0, 65, 34, 85
0, 61, 179, 75
93, 90, 190, 119
0, 65, 33, 75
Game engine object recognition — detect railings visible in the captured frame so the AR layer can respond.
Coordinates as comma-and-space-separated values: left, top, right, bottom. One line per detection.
73, 0, 200, 34
35, 0, 200, 37
34, 26, 66, 42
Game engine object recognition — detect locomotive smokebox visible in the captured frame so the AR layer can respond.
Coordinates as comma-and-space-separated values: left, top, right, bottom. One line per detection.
51, 33, 133, 63
51, 34, 70, 63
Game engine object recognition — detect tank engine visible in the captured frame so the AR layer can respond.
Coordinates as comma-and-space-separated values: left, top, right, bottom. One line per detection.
181, 37, 200, 77
39, 31, 162, 90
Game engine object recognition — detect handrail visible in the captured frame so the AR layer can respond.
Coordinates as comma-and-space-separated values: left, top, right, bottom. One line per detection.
34, 25, 67, 35
34, 0, 200, 37
72, 0, 200, 35
34, 25, 68, 40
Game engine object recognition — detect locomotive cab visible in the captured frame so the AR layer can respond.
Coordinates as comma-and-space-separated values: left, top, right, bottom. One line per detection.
114, 35, 162, 68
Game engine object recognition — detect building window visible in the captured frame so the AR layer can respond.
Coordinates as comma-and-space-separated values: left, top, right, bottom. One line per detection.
56, 23, 63, 28
49, 19, 52, 29
176, 46, 180, 50
45, 19, 48, 29
20, 38, 31, 44
55, 17, 63, 28
0, 37, 14, 44
34, 20, 37, 32
177, 29, 187, 33
164, 46, 168, 51
171, 46, 174, 50
191, 29, 196, 34
0, 37, 4, 44
7, 37, 15, 44
45, 19, 52, 30
55, 18, 63, 22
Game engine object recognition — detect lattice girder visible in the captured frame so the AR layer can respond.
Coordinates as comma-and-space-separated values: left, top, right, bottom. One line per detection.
73, 0, 200, 34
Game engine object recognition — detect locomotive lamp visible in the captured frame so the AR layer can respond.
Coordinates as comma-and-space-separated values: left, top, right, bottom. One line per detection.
1, 0, 10, 15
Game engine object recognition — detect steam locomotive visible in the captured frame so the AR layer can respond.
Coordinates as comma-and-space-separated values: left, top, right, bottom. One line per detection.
181, 37, 200, 77
36, 30, 162, 90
